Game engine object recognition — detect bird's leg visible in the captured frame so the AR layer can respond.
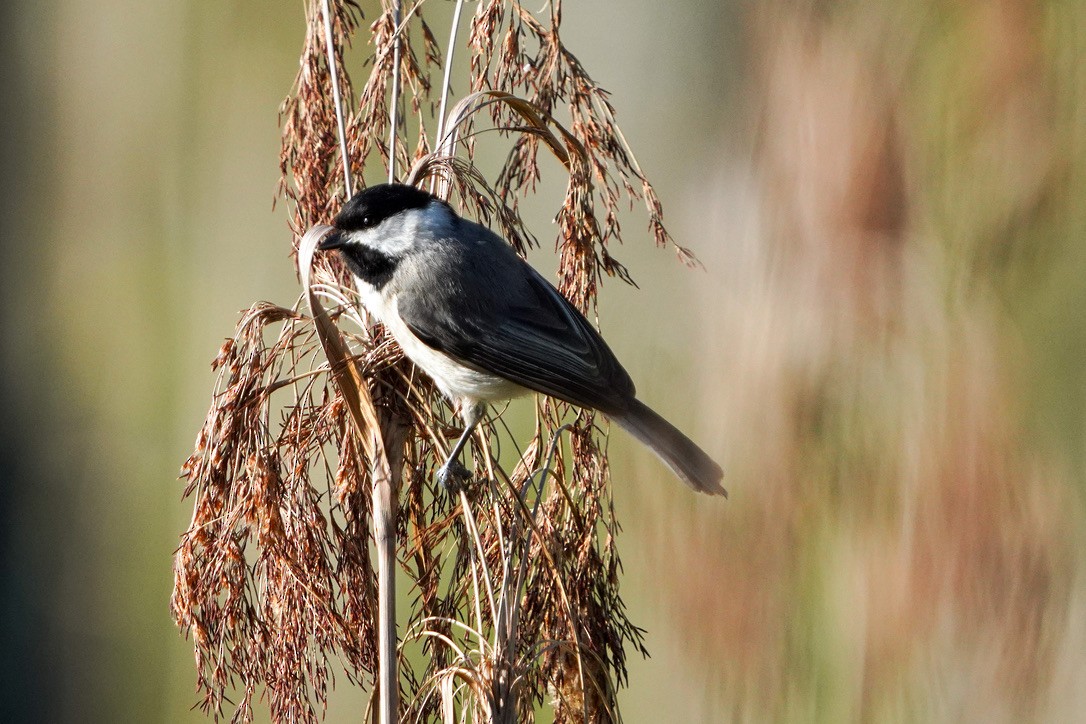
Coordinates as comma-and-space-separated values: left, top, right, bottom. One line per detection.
436, 401, 485, 491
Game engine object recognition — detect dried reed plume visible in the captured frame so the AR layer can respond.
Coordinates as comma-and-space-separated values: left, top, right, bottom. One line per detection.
172, 1, 686, 721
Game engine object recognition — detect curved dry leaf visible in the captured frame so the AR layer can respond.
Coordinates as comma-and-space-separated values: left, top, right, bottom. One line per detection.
298, 223, 389, 476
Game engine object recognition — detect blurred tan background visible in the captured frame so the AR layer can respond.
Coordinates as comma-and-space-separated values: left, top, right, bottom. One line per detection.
3, 0, 1085, 721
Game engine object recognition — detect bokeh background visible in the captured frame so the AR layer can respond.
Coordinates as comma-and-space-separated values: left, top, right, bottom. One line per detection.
3, 0, 1086, 721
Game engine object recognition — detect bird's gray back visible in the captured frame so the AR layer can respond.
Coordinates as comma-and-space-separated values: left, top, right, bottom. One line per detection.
394, 216, 637, 414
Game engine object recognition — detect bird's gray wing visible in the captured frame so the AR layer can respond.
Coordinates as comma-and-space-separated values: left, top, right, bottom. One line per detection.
397, 256, 635, 414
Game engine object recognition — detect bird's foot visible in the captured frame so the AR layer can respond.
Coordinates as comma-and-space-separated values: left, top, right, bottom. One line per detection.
436, 460, 473, 493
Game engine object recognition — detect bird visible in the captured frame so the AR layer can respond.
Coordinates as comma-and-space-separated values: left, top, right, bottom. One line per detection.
317, 183, 725, 495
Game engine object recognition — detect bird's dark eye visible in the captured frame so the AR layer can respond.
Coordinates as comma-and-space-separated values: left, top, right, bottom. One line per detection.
361, 215, 373, 228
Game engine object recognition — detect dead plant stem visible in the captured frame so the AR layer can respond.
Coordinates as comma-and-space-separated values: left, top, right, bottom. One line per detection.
373, 416, 404, 724
432, 0, 466, 197
319, 0, 352, 196
387, 0, 402, 183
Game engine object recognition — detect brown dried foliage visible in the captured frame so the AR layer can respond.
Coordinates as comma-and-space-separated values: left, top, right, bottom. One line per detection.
174, 1, 670, 721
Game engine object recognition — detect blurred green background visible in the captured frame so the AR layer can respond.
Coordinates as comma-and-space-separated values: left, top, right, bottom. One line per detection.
3, 0, 1085, 721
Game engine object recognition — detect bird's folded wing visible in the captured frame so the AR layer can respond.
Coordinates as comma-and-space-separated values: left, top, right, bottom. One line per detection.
398, 265, 634, 413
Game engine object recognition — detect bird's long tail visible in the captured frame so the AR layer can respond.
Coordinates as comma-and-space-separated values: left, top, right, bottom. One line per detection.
612, 399, 726, 496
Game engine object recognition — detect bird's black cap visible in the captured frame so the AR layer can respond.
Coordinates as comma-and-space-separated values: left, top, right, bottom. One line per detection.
333, 183, 434, 232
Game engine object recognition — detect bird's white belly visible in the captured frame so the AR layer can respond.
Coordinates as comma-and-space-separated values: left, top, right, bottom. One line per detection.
361, 289, 525, 404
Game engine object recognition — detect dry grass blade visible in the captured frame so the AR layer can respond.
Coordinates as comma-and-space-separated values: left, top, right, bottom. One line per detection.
298, 224, 387, 466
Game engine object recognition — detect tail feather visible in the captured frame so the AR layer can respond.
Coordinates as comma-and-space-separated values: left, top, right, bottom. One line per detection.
612, 399, 726, 496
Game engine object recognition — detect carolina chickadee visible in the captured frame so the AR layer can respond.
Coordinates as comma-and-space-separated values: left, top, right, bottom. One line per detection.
318, 184, 725, 496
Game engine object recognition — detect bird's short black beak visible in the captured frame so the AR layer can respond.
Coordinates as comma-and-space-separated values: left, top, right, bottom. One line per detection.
317, 229, 347, 251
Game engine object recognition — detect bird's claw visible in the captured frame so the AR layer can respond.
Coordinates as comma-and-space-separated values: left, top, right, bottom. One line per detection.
436, 460, 473, 493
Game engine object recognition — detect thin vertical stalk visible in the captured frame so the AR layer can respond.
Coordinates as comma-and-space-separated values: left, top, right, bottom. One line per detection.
319, 0, 353, 197
373, 420, 403, 724
317, 3, 399, 714
432, 0, 466, 197
387, 0, 402, 183
379, 3, 403, 719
